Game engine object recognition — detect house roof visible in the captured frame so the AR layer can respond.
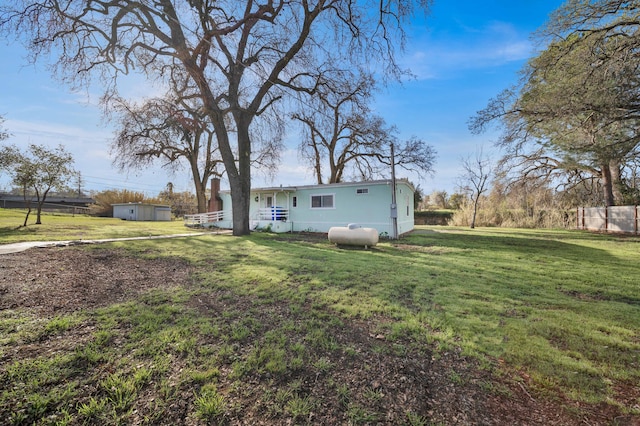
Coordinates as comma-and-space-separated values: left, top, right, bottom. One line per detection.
221, 179, 415, 194
112, 202, 171, 208
0, 194, 95, 204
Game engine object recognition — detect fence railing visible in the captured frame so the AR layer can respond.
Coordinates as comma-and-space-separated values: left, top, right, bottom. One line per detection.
184, 210, 225, 226
184, 208, 290, 226
577, 206, 640, 234
256, 207, 289, 221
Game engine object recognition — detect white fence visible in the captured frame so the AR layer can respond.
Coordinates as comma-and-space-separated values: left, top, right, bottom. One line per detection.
577, 206, 640, 234
183, 208, 290, 227
184, 210, 225, 226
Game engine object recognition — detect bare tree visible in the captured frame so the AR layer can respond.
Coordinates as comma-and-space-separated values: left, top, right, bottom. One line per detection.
1, 0, 431, 235
294, 72, 436, 183
458, 148, 492, 229
109, 92, 223, 213
0, 115, 8, 142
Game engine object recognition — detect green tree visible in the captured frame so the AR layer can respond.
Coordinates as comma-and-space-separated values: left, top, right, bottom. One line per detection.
1, 144, 76, 226
413, 184, 424, 210
0, 115, 10, 174
471, 33, 640, 206
1, 0, 431, 235
448, 193, 466, 210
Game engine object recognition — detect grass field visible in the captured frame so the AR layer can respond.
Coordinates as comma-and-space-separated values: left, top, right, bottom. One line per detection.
0, 209, 201, 243
1, 210, 639, 424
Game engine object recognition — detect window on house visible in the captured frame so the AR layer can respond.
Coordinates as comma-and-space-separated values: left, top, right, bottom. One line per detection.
356, 188, 368, 194
293, 196, 297, 207
311, 194, 334, 208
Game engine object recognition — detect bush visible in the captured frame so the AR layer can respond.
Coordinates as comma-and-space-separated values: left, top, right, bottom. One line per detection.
88, 189, 155, 217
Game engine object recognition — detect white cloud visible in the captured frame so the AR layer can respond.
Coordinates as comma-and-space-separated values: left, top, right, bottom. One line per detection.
402, 21, 534, 80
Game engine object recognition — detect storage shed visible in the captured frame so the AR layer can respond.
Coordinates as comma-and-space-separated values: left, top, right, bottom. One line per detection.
112, 203, 172, 221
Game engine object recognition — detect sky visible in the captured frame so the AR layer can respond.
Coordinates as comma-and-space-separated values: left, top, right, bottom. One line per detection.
0, 0, 565, 197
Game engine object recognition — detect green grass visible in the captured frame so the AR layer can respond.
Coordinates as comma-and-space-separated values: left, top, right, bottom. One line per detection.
1, 216, 639, 423
0, 208, 201, 243
166, 226, 640, 404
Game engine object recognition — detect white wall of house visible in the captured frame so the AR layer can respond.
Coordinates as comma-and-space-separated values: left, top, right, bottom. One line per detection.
214, 180, 414, 236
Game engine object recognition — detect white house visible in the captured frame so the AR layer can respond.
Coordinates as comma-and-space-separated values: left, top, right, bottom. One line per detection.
112, 203, 172, 221
186, 179, 415, 236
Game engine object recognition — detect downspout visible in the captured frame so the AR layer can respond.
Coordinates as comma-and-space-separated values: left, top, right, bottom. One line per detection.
390, 143, 398, 239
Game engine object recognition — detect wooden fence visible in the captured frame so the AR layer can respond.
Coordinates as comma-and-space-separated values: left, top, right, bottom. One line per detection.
577, 206, 640, 234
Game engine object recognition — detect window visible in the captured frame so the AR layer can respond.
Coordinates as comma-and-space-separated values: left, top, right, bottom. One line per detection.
356, 188, 368, 195
292, 196, 297, 207
311, 194, 334, 208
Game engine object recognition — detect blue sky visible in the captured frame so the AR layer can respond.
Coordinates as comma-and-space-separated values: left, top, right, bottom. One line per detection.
0, 0, 564, 197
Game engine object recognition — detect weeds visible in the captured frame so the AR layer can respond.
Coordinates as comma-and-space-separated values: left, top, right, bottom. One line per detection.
77, 397, 107, 420
194, 385, 226, 422
285, 394, 314, 420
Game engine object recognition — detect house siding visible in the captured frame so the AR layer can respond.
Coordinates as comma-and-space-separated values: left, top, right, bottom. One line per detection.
113, 203, 172, 221
215, 180, 414, 236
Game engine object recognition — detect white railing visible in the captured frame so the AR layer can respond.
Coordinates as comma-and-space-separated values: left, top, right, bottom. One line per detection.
184, 208, 289, 226
184, 210, 225, 226
256, 207, 289, 221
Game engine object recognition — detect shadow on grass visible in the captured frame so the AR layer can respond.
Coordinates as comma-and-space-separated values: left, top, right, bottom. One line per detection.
66, 231, 640, 415
404, 227, 621, 264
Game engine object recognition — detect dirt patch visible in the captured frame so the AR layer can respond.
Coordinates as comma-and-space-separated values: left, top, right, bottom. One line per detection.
0, 247, 191, 315
1, 246, 637, 425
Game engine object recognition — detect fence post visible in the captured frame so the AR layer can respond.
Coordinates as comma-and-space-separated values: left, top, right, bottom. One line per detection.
576, 207, 579, 229
636, 205, 638, 235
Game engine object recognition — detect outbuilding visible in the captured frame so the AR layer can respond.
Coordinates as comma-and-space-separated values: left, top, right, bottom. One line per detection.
112, 203, 172, 221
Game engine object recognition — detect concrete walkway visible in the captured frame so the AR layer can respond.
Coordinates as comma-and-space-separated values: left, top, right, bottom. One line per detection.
0, 232, 220, 255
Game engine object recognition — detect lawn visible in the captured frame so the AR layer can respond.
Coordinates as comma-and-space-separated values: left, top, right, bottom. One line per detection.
0, 209, 202, 243
1, 212, 638, 424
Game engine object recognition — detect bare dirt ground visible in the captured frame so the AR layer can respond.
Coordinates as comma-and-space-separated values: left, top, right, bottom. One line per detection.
1, 246, 638, 425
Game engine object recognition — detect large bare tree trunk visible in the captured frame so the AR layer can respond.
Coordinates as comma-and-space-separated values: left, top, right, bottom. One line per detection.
188, 156, 208, 214
601, 163, 615, 206
610, 160, 624, 205
230, 117, 253, 236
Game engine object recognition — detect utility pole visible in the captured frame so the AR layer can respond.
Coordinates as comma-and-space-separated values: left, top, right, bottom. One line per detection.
390, 143, 398, 239
76, 172, 83, 197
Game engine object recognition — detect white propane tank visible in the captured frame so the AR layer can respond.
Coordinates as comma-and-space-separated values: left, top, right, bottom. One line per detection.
328, 224, 379, 247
